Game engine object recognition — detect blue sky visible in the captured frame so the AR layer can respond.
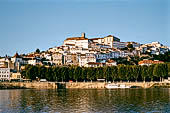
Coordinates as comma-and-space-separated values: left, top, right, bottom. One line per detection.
0, 0, 169, 56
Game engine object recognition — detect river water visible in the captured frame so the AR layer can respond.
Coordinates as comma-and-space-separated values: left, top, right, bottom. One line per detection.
0, 88, 170, 113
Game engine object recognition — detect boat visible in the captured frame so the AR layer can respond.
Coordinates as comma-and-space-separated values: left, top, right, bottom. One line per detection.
105, 83, 131, 89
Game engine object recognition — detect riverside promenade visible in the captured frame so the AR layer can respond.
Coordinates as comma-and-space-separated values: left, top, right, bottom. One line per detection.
1, 81, 170, 89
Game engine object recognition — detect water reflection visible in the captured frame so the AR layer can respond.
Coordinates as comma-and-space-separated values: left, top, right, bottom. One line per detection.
0, 88, 170, 112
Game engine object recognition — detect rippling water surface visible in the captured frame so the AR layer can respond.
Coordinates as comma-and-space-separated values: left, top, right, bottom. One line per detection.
0, 88, 170, 113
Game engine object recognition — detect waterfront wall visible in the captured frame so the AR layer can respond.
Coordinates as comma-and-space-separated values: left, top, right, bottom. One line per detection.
0, 82, 57, 89
66, 82, 154, 89
66, 82, 106, 89
0, 82, 106, 89
1, 81, 170, 89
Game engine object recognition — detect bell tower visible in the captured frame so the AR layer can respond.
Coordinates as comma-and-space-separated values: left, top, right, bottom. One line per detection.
81, 32, 85, 38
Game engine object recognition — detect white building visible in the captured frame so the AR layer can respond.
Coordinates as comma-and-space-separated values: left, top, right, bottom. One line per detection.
44, 54, 52, 61
11, 53, 23, 71
113, 42, 127, 49
78, 53, 96, 67
89, 35, 120, 48
48, 47, 60, 53
84, 62, 105, 67
63, 33, 89, 49
69, 48, 89, 54
138, 42, 169, 55
52, 53, 63, 65
96, 51, 120, 61
0, 57, 10, 68
27, 58, 41, 65
0, 68, 10, 81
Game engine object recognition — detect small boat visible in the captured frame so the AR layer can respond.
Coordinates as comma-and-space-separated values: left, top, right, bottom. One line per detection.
105, 84, 131, 89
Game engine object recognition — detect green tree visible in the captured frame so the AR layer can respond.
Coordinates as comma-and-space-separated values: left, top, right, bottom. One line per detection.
39, 66, 47, 79
25, 65, 37, 80
52, 67, 59, 81
82, 67, 87, 81
147, 65, 155, 82
127, 44, 133, 48
35, 48, 40, 53
73, 66, 82, 82
21, 64, 31, 78
125, 66, 133, 82
161, 64, 168, 80
168, 63, 170, 76
68, 66, 74, 80
118, 65, 126, 81
127, 44, 135, 52
153, 64, 168, 82
60, 67, 68, 82
141, 65, 148, 82
46, 67, 53, 81
152, 51, 170, 62
96, 67, 104, 79
110, 66, 118, 82
103, 66, 112, 82
87, 67, 96, 82
132, 65, 141, 82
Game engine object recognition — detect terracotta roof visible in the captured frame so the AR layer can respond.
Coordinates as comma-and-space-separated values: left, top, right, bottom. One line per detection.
0, 66, 8, 68
13, 53, 22, 58
106, 60, 116, 63
80, 54, 86, 56
65, 44, 75, 46
26, 54, 34, 58
87, 62, 105, 65
90, 38, 102, 40
65, 37, 88, 40
138, 60, 164, 65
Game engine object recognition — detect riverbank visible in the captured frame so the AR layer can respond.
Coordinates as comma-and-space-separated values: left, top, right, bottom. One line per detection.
65, 82, 168, 89
0, 83, 27, 89
1, 81, 170, 89
0, 82, 56, 89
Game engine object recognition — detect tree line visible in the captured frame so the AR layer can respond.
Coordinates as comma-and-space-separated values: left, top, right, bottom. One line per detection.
21, 63, 170, 82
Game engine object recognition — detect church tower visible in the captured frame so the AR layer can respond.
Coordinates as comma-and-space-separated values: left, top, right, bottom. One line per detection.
81, 32, 85, 38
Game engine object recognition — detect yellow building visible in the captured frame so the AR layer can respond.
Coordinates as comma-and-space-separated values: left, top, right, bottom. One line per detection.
10, 72, 22, 81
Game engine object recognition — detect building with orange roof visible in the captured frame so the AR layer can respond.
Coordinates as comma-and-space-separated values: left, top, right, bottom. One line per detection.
138, 60, 164, 66
106, 59, 117, 66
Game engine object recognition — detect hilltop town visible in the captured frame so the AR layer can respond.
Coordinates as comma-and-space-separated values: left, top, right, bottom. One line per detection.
0, 33, 170, 81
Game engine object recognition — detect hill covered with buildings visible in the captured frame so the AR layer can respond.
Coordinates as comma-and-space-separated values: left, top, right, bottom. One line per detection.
0, 33, 170, 81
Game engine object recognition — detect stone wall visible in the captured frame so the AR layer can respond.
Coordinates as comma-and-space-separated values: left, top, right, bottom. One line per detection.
66, 82, 106, 89
1, 82, 168, 89
0, 82, 57, 89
